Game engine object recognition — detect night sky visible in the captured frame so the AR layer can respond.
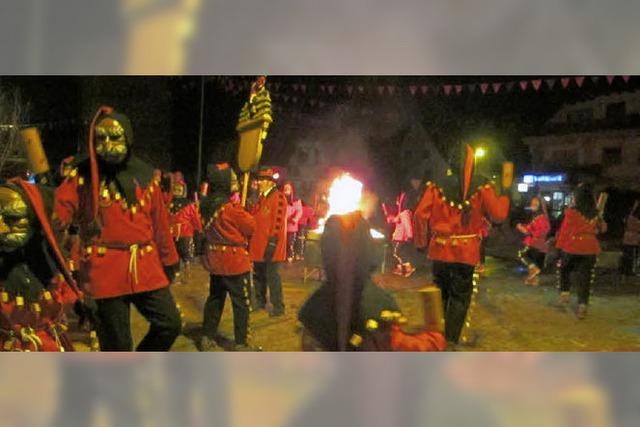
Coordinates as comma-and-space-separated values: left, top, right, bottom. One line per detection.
1, 75, 638, 194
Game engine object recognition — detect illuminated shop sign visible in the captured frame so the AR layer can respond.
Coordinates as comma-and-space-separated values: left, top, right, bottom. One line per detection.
522, 174, 566, 184
517, 183, 529, 193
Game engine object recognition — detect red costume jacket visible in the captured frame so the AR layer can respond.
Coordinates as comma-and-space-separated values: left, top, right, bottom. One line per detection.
54, 172, 179, 299
555, 208, 604, 255
170, 202, 203, 239
522, 214, 551, 252
249, 187, 288, 262
202, 201, 255, 276
414, 182, 510, 266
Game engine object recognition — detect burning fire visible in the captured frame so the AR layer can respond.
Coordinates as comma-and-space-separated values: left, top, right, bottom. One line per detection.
315, 173, 384, 239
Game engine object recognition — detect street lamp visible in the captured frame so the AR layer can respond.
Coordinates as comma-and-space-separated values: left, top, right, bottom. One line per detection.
475, 147, 486, 159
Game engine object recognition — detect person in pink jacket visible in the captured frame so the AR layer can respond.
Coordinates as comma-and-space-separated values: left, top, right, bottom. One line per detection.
516, 196, 551, 286
386, 192, 415, 277
284, 182, 303, 262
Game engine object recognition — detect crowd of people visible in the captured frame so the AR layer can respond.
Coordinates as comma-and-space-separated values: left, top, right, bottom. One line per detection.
2, 103, 639, 353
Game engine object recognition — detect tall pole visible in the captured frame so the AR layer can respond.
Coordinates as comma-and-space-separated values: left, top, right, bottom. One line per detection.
196, 76, 205, 187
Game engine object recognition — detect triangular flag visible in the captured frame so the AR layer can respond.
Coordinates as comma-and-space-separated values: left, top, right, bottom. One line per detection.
328, 85, 335, 94
420, 85, 429, 95
575, 76, 585, 87
320, 85, 326, 93
467, 83, 476, 94
545, 79, 556, 89
300, 84, 306, 93
409, 85, 417, 96
292, 84, 299, 92
377, 86, 385, 95
358, 85, 365, 94
531, 79, 542, 91
492, 82, 502, 93
347, 85, 354, 96
505, 81, 515, 92
622, 76, 630, 83
519, 80, 529, 91
606, 76, 615, 85
387, 85, 395, 96
590, 76, 600, 84
480, 83, 489, 94
443, 85, 452, 96
455, 85, 463, 95
561, 78, 571, 88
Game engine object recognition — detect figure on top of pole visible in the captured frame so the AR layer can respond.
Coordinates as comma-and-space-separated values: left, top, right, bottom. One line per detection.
414, 144, 512, 347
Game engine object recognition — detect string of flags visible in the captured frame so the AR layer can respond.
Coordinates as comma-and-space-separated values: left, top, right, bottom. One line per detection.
214, 75, 633, 104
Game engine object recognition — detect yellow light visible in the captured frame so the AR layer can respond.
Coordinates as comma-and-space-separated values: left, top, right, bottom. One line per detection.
475, 147, 486, 159
326, 173, 363, 217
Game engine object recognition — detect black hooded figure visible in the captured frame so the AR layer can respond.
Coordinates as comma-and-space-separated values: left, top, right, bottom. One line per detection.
299, 211, 400, 351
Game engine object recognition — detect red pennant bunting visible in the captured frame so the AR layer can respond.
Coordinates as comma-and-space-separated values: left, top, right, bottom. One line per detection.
420, 85, 429, 95
301, 84, 306, 93
387, 85, 395, 95
455, 85, 463, 95
531, 79, 542, 91
409, 85, 417, 96
622, 76, 630, 83
377, 86, 385, 95
480, 83, 489, 94
467, 84, 476, 94
606, 76, 615, 85
519, 80, 529, 91
574, 76, 585, 87
328, 85, 335, 94
443, 85, 452, 96
504, 81, 514, 92
492, 82, 502, 93
320, 85, 326, 93
545, 79, 556, 89
560, 78, 571, 88
347, 85, 354, 96
590, 76, 600, 84
292, 84, 299, 92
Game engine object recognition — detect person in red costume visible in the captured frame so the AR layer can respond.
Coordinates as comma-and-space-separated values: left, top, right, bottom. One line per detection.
249, 166, 287, 317
199, 163, 256, 351
0, 179, 80, 351
555, 183, 607, 319
168, 172, 203, 282
516, 196, 551, 286
54, 107, 181, 351
298, 210, 445, 351
414, 145, 511, 345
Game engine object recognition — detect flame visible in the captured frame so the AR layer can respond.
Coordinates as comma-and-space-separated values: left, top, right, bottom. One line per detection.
313, 173, 384, 239
326, 173, 363, 217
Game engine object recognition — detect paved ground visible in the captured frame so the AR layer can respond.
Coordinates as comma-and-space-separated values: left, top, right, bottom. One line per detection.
72, 245, 640, 351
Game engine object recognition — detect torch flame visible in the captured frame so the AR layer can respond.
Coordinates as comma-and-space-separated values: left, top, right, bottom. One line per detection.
326, 173, 363, 217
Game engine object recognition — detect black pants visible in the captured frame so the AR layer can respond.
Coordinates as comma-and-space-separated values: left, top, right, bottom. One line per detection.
558, 253, 597, 305
479, 240, 487, 265
202, 273, 251, 344
518, 246, 546, 269
95, 287, 182, 351
287, 231, 297, 259
620, 245, 638, 276
254, 261, 284, 313
432, 261, 475, 343
176, 236, 195, 263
